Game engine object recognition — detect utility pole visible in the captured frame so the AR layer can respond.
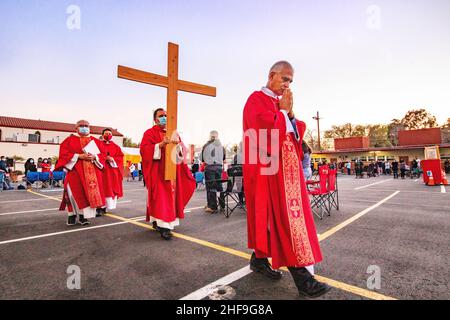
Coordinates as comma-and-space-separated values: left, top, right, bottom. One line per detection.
312, 111, 322, 151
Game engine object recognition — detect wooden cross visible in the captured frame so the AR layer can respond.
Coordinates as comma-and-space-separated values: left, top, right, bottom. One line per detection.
118, 42, 216, 180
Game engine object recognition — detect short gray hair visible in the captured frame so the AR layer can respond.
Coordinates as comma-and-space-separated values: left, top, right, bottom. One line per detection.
269, 61, 294, 74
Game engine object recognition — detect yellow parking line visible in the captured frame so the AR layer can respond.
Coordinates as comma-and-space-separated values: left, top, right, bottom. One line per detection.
27, 190, 397, 300
105, 213, 252, 260
27, 189, 62, 202
105, 213, 396, 300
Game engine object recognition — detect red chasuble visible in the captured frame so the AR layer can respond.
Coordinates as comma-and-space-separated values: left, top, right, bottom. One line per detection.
101, 140, 124, 199
243, 91, 322, 269
56, 135, 106, 211
140, 125, 196, 223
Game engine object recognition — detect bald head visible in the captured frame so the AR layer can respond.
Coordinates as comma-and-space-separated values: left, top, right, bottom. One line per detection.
269, 61, 294, 75
76, 120, 90, 127
267, 61, 294, 96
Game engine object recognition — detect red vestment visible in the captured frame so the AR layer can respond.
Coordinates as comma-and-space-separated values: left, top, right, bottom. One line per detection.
243, 91, 323, 269
140, 125, 196, 223
100, 140, 124, 199
55, 135, 106, 212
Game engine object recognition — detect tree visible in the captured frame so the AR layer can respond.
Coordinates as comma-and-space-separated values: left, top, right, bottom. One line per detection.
324, 123, 368, 139
400, 109, 438, 130
123, 137, 139, 148
441, 118, 450, 143
305, 129, 333, 151
367, 124, 392, 147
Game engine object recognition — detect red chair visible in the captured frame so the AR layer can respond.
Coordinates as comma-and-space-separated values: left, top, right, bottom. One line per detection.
307, 165, 330, 219
326, 168, 339, 214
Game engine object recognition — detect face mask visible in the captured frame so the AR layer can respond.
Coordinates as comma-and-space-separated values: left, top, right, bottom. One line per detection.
104, 135, 112, 141
44, 160, 48, 163
30, 160, 34, 164
79, 127, 90, 135
158, 116, 167, 125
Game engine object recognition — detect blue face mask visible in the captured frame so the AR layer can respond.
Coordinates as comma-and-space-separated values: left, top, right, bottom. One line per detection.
79, 127, 90, 135
158, 116, 167, 125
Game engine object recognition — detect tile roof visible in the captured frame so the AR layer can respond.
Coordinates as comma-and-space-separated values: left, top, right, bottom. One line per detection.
0, 116, 124, 136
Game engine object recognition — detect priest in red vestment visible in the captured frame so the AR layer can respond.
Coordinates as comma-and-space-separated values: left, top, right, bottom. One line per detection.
97, 128, 124, 216
140, 108, 196, 240
55, 120, 106, 226
243, 61, 331, 298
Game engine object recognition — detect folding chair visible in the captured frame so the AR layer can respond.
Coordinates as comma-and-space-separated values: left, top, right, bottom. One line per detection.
26, 172, 39, 188
307, 165, 330, 220
220, 165, 246, 218
39, 172, 51, 188
51, 171, 66, 188
0, 172, 5, 191
326, 168, 339, 214
195, 171, 205, 190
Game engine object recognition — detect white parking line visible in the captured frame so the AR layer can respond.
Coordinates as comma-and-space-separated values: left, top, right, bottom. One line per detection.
354, 179, 391, 190
0, 208, 59, 216
0, 198, 50, 204
180, 266, 252, 300
319, 191, 400, 241
0, 218, 146, 245
441, 185, 446, 193
0, 200, 133, 217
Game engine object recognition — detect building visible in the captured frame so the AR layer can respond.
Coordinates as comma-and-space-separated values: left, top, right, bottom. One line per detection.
0, 116, 124, 171
312, 128, 450, 168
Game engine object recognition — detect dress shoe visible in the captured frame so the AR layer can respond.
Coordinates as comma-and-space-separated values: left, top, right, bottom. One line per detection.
152, 221, 160, 232
159, 228, 173, 240
250, 252, 282, 280
288, 267, 331, 298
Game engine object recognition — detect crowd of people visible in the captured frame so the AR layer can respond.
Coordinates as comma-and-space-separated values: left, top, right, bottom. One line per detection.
340, 157, 423, 179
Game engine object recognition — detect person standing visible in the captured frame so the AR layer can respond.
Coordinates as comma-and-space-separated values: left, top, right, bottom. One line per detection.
243, 61, 330, 298
200, 130, 226, 214
140, 108, 196, 240
97, 128, 124, 216
302, 141, 313, 180
392, 159, 399, 179
55, 120, 106, 226
385, 161, 391, 175
400, 160, 406, 179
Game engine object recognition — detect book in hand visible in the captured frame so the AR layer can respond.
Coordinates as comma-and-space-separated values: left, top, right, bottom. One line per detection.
83, 140, 101, 155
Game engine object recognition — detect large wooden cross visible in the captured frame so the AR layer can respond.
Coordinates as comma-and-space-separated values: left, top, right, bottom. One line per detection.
118, 42, 216, 180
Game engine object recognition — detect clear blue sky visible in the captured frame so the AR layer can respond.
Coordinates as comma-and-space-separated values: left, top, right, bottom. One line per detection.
1, 0, 449, 145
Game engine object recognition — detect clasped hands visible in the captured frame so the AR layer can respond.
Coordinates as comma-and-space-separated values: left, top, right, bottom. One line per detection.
159, 136, 179, 148
79, 153, 96, 161
279, 88, 295, 119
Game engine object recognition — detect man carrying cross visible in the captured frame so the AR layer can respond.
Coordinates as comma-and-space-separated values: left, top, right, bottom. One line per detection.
140, 108, 196, 240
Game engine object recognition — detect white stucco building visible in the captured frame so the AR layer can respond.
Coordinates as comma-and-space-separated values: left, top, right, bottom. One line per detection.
0, 116, 124, 172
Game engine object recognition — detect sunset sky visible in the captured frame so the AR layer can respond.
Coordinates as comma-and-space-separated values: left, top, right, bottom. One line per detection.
1, 0, 449, 146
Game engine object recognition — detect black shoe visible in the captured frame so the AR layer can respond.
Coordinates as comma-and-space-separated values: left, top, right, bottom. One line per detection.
250, 252, 282, 280
67, 215, 77, 226
159, 228, 173, 240
96, 208, 103, 217
78, 215, 91, 226
152, 221, 161, 232
288, 267, 331, 298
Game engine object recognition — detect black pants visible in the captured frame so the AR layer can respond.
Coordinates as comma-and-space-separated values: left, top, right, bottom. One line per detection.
393, 170, 398, 179
205, 165, 224, 210
400, 169, 406, 179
